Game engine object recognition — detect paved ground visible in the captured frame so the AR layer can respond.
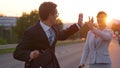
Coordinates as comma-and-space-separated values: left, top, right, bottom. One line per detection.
0, 44, 17, 49
0, 39, 120, 68
109, 39, 120, 68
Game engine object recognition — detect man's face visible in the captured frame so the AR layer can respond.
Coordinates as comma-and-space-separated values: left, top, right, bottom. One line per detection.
49, 9, 59, 25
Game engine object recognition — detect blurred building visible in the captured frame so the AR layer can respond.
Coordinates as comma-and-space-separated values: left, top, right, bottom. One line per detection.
0, 16, 17, 30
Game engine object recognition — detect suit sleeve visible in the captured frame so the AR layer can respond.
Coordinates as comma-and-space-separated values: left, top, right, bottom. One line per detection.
80, 31, 90, 64
92, 29, 113, 41
13, 30, 34, 62
57, 24, 79, 40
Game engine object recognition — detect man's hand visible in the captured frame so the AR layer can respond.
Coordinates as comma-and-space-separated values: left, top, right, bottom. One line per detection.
78, 13, 83, 27
78, 64, 84, 68
30, 50, 40, 60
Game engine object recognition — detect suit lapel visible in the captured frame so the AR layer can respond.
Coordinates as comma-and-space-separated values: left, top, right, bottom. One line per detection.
35, 22, 50, 47
35, 22, 57, 48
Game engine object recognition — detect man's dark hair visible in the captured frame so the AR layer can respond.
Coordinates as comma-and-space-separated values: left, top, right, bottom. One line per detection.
39, 2, 57, 21
97, 11, 107, 18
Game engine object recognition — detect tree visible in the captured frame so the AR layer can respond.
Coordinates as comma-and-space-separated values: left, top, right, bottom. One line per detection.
111, 23, 120, 34
55, 18, 63, 30
13, 10, 64, 40
79, 20, 98, 39
79, 22, 90, 38
13, 10, 39, 40
0, 25, 7, 44
0, 25, 5, 38
0, 14, 4, 17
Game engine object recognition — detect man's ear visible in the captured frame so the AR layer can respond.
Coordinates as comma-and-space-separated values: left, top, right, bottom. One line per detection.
48, 14, 52, 19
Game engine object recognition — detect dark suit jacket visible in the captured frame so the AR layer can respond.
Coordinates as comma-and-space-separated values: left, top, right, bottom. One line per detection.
13, 21, 79, 68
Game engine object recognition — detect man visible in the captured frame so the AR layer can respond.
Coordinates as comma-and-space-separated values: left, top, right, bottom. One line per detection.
13, 1, 83, 68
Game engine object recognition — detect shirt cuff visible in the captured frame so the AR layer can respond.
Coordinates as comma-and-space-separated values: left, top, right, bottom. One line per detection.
76, 23, 81, 29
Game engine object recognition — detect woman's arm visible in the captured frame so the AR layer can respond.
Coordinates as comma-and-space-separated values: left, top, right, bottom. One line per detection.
86, 17, 113, 41
92, 29, 113, 41
80, 31, 90, 65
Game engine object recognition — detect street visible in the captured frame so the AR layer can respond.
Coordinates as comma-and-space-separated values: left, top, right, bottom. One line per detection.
0, 39, 120, 68
109, 39, 120, 68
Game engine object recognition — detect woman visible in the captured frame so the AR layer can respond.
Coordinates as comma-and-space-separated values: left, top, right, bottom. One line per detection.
79, 11, 113, 68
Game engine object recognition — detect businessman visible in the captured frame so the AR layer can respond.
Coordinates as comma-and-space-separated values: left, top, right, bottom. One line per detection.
13, 1, 83, 68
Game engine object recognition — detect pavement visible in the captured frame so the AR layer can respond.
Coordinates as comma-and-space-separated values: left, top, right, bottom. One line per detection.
109, 39, 120, 68
0, 39, 120, 68
0, 44, 17, 49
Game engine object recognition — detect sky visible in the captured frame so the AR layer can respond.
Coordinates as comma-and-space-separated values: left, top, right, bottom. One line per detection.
0, 0, 120, 24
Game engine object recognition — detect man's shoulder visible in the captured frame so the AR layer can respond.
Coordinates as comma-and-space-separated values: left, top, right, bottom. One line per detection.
25, 24, 36, 33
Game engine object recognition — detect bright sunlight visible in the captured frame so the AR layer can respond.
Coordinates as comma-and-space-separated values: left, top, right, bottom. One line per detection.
0, 0, 120, 25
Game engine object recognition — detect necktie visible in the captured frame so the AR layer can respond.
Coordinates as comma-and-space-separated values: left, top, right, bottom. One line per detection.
48, 28, 54, 45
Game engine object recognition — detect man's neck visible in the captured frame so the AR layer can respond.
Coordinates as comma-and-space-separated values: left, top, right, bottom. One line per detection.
42, 20, 52, 27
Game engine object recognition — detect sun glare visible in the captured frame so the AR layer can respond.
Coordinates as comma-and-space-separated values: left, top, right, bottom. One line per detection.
0, 0, 120, 24
106, 17, 112, 25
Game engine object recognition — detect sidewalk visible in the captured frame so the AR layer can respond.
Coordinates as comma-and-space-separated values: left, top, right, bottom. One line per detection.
0, 40, 120, 68
0, 44, 17, 49
109, 39, 120, 68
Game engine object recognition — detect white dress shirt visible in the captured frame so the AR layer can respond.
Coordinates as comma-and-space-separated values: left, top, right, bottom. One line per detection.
40, 21, 50, 39
40, 21, 81, 37
40, 21, 55, 45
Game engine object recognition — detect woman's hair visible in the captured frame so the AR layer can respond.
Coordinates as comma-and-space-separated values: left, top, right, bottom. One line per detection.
97, 11, 107, 18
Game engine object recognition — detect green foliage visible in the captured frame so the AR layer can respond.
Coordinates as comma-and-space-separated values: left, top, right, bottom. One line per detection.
13, 10, 39, 39
111, 23, 120, 32
0, 25, 8, 44
68, 31, 80, 40
0, 48, 15, 54
0, 14, 4, 17
56, 39, 83, 46
56, 18, 63, 30
13, 10, 64, 40
0, 25, 4, 28
0, 38, 7, 45
79, 22, 90, 38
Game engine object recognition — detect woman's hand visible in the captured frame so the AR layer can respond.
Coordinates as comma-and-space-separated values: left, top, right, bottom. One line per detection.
87, 16, 94, 30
